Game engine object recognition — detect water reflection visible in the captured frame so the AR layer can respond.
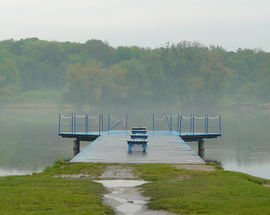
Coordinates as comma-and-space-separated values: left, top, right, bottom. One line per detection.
202, 112, 270, 179
0, 108, 270, 179
0, 108, 73, 173
223, 162, 270, 179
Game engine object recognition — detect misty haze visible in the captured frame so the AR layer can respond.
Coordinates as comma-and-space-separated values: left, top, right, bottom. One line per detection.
1, 0, 270, 214
0, 38, 269, 177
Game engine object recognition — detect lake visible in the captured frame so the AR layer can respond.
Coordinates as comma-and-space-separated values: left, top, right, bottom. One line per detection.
0, 108, 270, 179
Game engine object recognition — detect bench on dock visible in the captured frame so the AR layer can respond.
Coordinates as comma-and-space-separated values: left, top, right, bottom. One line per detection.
130, 134, 148, 139
131, 130, 147, 134
132, 127, 147, 130
127, 139, 148, 153
127, 127, 148, 152
131, 127, 147, 134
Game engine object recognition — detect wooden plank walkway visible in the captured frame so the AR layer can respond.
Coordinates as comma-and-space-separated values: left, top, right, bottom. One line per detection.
71, 134, 204, 164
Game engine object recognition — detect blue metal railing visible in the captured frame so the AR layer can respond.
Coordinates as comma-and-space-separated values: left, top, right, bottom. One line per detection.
59, 113, 129, 135
152, 113, 222, 135
58, 113, 222, 135
107, 113, 127, 133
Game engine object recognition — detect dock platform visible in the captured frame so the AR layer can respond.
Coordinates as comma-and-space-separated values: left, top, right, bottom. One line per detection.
58, 113, 222, 163
71, 133, 204, 164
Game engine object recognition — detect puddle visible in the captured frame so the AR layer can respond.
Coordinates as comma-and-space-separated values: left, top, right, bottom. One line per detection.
95, 180, 174, 215
97, 180, 145, 187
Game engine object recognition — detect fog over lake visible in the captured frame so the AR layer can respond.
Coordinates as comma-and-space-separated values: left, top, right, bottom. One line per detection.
1, 107, 270, 179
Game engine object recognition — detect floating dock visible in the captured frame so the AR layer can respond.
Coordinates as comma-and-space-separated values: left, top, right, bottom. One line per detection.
71, 133, 204, 164
58, 113, 222, 164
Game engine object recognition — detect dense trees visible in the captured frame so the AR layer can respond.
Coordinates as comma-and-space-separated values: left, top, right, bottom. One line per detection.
0, 38, 269, 107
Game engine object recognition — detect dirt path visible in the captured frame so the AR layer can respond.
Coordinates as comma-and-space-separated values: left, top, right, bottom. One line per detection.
96, 166, 175, 215
98, 166, 136, 179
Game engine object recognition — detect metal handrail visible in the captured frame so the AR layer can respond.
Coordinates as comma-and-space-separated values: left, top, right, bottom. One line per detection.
58, 113, 222, 135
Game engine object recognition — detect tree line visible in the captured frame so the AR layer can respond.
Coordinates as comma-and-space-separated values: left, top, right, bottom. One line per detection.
0, 38, 269, 107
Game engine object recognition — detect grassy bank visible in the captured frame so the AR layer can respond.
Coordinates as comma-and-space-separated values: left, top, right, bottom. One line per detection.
134, 164, 270, 215
0, 162, 112, 215
1, 161, 270, 214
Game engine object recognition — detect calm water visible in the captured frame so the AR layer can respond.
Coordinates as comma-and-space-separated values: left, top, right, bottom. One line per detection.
0, 108, 270, 179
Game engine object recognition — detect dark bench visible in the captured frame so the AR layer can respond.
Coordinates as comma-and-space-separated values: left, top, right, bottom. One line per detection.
132, 127, 147, 130
130, 134, 148, 139
127, 139, 148, 153
131, 129, 147, 134
128, 127, 148, 152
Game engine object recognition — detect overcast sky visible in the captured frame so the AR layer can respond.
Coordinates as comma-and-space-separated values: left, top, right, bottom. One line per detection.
0, 0, 269, 51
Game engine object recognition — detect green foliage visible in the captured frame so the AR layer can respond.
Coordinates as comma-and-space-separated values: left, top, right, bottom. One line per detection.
0, 38, 270, 106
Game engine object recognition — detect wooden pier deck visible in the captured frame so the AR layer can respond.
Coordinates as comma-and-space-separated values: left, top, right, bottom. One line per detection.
59, 113, 222, 164
71, 133, 204, 164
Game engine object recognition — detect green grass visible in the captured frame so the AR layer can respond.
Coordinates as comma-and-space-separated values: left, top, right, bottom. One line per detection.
0, 161, 111, 215
133, 164, 270, 215
1, 162, 270, 215
40, 160, 108, 177
133, 163, 208, 181
0, 175, 113, 215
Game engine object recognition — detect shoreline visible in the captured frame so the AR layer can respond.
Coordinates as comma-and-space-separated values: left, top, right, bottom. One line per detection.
0, 161, 270, 214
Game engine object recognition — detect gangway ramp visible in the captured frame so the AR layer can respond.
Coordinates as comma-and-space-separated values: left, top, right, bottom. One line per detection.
71, 134, 204, 164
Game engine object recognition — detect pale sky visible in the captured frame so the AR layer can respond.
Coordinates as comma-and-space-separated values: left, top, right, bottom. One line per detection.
0, 0, 269, 51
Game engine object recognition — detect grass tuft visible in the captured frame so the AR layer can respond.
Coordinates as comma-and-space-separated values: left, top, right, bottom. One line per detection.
134, 164, 270, 215
40, 160, 108, 177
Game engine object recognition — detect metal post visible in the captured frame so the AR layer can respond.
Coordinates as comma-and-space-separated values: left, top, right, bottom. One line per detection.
179, 115, 182, 135
58, 114, 61, 134
128, 143, 132, 153
71, 114, 74, 133
73, 138, 80, 157
219, 114, 222, 134
206, 115, 209, 134
152, 112, 155, 133
73, 114, 76, 133
101, 114, 104, 133
98, 114, 101, 135
204, 115, 207, 134
108, 113, 111, 134
170, 114, 172, 132
125, 112, 128, 132
89, 115, 91, 133
198, 139, 205, 159
192, 114, 195, 135
189, 114, 192, 134
177, 114, 180, 133
166, 115, 170, 131
85, 114, 88, 134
